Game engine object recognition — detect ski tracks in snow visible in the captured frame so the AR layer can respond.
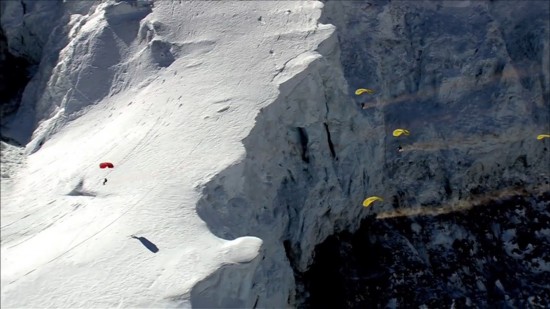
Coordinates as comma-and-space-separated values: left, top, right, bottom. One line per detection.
5, 179, 162, 286
3, 100, 175, 286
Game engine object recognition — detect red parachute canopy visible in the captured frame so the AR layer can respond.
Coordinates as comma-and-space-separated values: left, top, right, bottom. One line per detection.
99, 162, 114, 169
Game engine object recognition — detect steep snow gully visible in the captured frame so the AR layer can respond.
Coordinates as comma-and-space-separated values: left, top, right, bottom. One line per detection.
195, 0, 549, 308
1, 0, 549, 308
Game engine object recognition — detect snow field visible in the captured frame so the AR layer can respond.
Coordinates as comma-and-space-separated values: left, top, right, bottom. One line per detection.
1, 1, 332, 307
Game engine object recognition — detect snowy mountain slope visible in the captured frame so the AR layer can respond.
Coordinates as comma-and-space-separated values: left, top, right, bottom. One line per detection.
1, 1, 333, 307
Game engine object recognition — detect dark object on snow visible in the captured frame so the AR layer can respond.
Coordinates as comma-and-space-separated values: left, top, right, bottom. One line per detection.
103, 178, 108, 185
131, 235, 159, 253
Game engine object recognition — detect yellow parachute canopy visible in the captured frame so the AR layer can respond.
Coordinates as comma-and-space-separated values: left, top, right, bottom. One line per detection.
355, 88, 375, 95
392, 129, 410, 137
362, 196, 383, 207
537, 134, 550, 140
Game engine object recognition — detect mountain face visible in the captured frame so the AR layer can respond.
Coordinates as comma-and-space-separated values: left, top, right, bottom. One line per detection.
196, 0, 549, 307
1, 0, 549, 307
297, 1, 550, 307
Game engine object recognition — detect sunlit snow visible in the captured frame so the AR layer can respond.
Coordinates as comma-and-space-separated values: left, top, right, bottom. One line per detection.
1, 1, 332, 307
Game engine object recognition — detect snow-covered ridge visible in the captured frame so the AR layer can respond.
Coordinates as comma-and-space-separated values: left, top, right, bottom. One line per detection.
1, 1, 334, 307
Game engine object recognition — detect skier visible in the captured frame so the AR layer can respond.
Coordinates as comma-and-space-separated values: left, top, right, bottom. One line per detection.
103, 178, 108, 185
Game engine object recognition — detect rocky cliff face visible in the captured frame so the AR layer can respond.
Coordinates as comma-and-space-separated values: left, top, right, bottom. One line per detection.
322, 0, 549, 208
298, 0, 550, 307
301, 193, 550, 308
196, 0, 549, 307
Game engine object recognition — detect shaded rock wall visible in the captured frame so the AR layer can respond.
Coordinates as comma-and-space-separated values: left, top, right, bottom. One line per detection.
0, 26, 31, 128
321, 0, 549, 210
298, 0, 550, 307
301, 193, 549, 308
